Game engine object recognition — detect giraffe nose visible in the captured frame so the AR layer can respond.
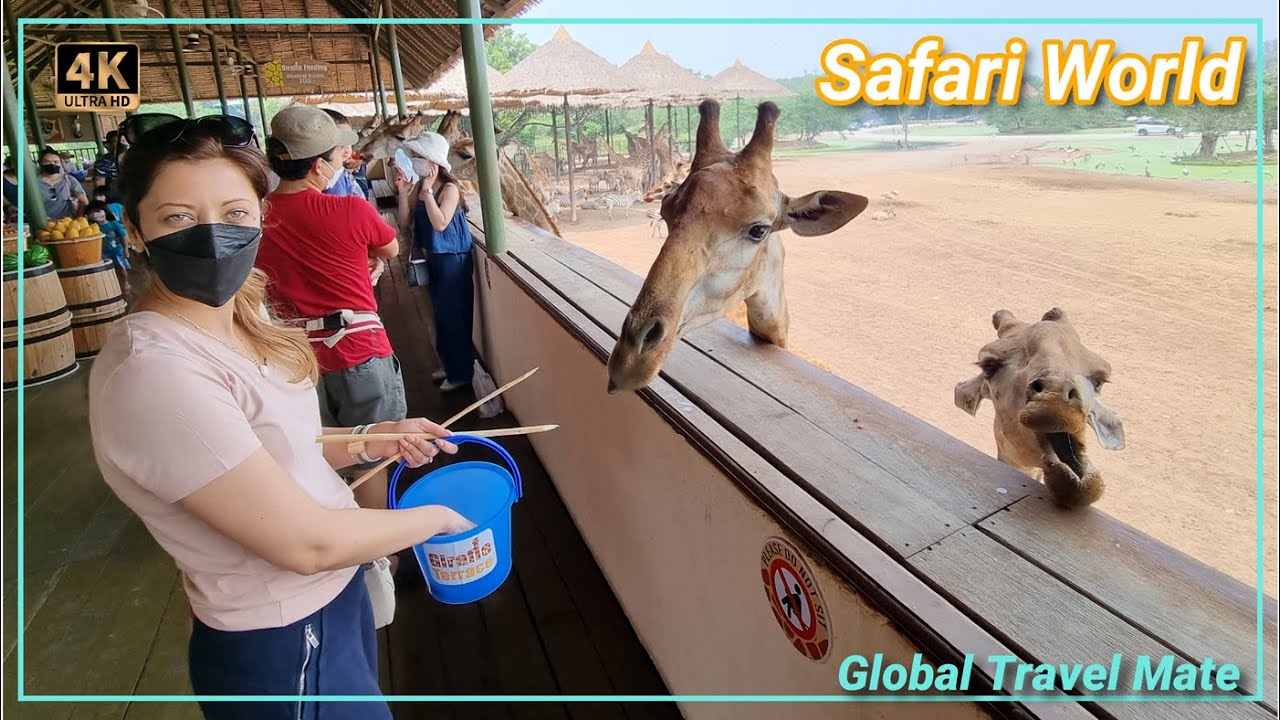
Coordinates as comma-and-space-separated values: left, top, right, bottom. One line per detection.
627, 317, 666, 356
1027, 373, 1081, 403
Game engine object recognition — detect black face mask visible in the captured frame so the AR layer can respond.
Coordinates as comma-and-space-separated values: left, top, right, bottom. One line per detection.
40, 163, 61, 175
145, 224, 261, 308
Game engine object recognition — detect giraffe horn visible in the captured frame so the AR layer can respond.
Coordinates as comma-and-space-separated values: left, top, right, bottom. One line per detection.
691, 99, 731, 172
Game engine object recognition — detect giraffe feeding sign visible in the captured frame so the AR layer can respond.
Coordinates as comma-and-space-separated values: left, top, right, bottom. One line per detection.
814, 36, 1248, 107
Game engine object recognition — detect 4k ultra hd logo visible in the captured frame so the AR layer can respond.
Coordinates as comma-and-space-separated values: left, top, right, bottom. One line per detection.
54, 42, 140, 112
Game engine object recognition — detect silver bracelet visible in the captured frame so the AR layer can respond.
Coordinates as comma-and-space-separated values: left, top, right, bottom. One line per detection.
352, 423, 382, 464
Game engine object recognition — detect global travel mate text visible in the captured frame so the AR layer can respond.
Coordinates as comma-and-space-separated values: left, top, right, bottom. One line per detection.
838, 654, 1244, 693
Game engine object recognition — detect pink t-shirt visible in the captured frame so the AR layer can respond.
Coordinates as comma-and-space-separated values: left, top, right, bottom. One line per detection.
88, 311, 359, 632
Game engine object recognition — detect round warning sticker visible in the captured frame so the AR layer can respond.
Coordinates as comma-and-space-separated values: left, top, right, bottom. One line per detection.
761, 536, 831, 662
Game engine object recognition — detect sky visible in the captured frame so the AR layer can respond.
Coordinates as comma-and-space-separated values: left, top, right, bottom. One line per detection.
510, 0, 1278, 79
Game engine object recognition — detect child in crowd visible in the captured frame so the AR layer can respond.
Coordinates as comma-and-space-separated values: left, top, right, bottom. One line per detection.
86, 200, 132, 294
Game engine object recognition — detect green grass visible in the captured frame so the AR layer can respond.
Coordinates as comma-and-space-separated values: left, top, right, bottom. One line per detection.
1029, 135, 1275, 183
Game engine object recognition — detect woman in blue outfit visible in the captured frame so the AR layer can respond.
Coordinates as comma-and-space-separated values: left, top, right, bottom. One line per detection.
395, 132, 475, 392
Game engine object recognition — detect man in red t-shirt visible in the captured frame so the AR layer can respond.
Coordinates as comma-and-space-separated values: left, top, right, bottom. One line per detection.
257, 106, 404, 512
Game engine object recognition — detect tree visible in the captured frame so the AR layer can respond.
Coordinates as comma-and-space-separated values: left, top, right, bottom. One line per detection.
773, 75, 854, 141
1175, 67, 1256, 157
485, 28, 536, 73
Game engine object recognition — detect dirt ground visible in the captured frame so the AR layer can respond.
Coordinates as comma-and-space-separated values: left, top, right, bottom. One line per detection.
556, 135, 1279, 592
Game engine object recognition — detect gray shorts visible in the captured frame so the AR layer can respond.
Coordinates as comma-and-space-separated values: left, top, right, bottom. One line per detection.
317, 354, 408, 471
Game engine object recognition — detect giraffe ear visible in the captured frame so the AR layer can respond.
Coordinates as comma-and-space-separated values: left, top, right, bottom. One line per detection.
782, 191, 869, 237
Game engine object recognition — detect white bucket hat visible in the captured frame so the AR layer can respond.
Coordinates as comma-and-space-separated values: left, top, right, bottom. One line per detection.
401, 131, 451, 173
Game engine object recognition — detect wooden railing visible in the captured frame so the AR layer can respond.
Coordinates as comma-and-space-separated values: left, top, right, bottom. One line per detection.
461, 209, 1277, 719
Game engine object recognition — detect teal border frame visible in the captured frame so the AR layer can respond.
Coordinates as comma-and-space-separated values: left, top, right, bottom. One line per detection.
10, 14, 1269, 702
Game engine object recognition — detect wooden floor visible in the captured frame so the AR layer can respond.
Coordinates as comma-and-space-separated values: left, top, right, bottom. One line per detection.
2, 259, 682, 719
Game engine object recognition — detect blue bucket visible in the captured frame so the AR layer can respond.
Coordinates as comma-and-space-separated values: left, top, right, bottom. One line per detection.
387, 435, 523, 605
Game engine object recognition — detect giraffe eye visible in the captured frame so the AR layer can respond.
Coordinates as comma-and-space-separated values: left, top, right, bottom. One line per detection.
747, 224, 771, 241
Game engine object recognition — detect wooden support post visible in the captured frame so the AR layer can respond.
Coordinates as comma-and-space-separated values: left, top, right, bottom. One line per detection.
5, 3, 45, 148
645, 100, 656, 187
550, 108, 560, 181
2, 57, 48, 228
456, 0, 508, 253
562, 94, 576, 223
384, 0, 408, 119
99, 0, 133, 117
89, 113, 104, 156
255, 74, 269, 130
160, 0, 195, 116
366, 43, 382, 121
202, 0, 230, 115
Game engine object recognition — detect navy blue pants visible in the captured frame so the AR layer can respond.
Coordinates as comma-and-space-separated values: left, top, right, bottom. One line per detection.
426, 251, 475, 385
187, 569, 391, 720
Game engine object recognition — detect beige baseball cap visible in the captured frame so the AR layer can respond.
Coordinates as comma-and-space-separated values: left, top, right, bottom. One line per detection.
268, 106, 358, 159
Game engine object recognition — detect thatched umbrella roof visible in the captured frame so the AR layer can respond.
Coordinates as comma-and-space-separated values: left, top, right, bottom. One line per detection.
417, 61, 508, 101
495, 26, 635, 99
611, 41, 711, 105
708, 59, 796, 99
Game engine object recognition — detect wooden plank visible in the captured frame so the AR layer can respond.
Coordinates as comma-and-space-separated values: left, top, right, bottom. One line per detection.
909, 529, 1274, 720
506, 434, 681, 719
124, 578, 202, 720
386, 578, 455, 720
62, 529, 177, 718
980, 495, 1278, 710
491, 240, 1091, 720
20, 446, 112, 575
508, 492, 627, 720
476, 567, 568, 720
534, 233, 1033, 525
3, 565, 63, 663
502, 233, 967, 557
432, 584, 510, 719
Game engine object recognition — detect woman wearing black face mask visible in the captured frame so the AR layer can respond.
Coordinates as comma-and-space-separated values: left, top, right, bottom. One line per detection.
36, 146, 88, 220
86, 116, 475, 720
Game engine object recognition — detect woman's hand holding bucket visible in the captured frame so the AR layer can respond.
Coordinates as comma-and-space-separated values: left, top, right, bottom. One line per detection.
365, 417, 458, 467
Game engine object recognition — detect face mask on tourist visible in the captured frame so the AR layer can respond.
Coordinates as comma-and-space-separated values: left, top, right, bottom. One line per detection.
40, 163, 61, 175
145, 223, 261, 308
321, 159, 343, 190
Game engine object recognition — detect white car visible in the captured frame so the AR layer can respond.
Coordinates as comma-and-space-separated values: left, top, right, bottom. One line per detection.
1136, 120, 1183, 136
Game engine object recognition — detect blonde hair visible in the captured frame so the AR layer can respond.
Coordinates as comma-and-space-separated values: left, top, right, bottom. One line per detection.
121, 132, 320, 386
233, 268, 320, 386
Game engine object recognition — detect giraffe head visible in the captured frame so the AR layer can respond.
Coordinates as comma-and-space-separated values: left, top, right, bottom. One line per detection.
606, 100, 869, 394
642, 160, 689, 203
954, 308, 1125, 508
352, 111, 428, 161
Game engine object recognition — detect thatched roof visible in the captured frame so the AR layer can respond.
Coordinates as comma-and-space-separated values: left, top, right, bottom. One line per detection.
418, 60, 507, 100
708, 59, 796, 99
496, 26, 635, 99
9, 0, 541, 109
613, 41, 710, 104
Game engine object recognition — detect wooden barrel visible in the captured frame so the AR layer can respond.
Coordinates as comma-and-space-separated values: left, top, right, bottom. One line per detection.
58, 260, 123, 313
3, 261, 71, 332
2, 308, 78, 390
46, 233, 104, 269
70, 298, 128, 358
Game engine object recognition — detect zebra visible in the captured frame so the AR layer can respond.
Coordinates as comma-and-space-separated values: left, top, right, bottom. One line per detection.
599, 192, 640, 220
646, 208, 666, 238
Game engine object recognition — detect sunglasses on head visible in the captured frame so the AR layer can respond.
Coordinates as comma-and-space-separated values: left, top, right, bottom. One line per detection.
118, 113, 257, 149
